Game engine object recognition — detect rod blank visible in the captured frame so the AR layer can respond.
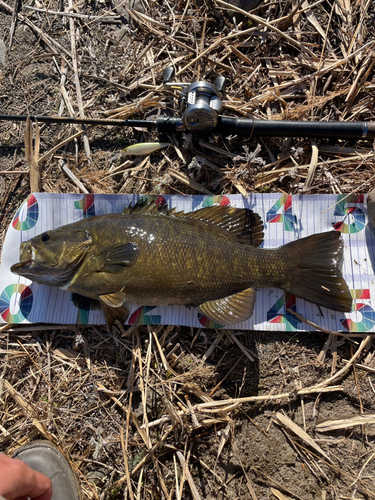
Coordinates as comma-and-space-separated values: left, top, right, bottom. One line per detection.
0, 113, 374, 140
0, 114, 156, 128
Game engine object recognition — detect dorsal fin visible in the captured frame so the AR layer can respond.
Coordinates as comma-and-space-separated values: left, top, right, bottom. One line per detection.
122, 197, 184, 217
184, 206, 264, 246
122, 199, 264, 246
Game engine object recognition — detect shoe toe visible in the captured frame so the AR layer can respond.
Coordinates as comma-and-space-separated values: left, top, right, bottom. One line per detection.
12, 441, 80, 500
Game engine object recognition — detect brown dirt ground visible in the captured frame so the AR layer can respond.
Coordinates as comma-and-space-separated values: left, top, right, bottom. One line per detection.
1, 1, 375, 499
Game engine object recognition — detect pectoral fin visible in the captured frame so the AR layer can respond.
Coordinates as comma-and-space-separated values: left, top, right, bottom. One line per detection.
100, 299, 129, 331
198, 287, 256, 325
92, 243, 139, 273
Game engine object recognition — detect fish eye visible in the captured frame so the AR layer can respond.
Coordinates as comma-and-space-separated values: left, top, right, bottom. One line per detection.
41, 232, 50, 242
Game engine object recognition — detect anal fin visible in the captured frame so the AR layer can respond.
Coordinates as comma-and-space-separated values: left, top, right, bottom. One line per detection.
198, 287, 256, 325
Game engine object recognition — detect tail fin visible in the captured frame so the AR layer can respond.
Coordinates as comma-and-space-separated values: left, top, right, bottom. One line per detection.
282, 231, 352, 312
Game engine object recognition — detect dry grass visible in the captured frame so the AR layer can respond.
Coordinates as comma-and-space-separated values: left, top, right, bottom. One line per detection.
1, 0, 375, 498
1, 326, 375, 499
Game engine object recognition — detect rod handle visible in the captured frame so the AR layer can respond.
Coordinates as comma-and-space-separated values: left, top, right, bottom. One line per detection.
216, 117, 375, 140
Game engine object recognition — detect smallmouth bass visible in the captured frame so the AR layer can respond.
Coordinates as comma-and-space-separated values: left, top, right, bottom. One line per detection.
11, 199, 352, 328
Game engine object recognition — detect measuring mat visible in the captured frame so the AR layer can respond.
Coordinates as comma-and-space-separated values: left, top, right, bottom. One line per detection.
1, 193, 374, 332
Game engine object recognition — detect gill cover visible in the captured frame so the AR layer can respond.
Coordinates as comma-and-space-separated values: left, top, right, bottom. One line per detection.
11, 227, 92, 286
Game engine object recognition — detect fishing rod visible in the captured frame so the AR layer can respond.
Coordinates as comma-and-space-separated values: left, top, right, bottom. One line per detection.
1, 67, 374, 140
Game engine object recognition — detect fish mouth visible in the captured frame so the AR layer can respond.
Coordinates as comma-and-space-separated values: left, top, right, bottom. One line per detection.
11, 260, 33, 273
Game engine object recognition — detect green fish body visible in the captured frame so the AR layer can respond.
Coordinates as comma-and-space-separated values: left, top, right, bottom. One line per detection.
11, 201, 352, 328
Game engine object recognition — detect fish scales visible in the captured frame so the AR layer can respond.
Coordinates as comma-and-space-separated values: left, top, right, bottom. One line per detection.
69, 214, 286, 305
